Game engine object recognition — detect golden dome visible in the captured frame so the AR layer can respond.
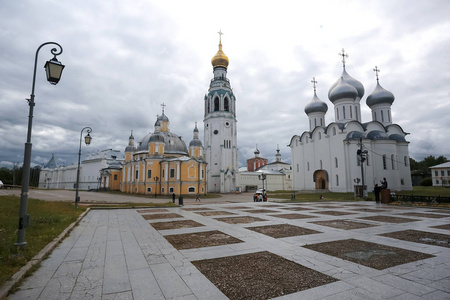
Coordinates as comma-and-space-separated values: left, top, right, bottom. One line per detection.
211, 41, 229, 68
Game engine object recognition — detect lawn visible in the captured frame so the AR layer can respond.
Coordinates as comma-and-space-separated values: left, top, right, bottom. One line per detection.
271, 186, 450, 202
0, 195, 86, 287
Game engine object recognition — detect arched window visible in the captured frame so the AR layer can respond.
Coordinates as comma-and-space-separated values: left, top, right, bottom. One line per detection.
224, 97, 229, 111
188, 187, 195, 193
350, 106, 353, 118
383, 155, 387, 170
335, 157, 338, 168
214, 97, 219, 111
207, 99, 210, 113
404, 156, 408, 166
336, 175, 339, 186
391, 154, 395, 170
343, 106, 346, 119
381, 110, 385, 122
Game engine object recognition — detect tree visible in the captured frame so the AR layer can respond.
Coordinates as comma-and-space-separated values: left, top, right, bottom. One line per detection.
0, 167, 13, 184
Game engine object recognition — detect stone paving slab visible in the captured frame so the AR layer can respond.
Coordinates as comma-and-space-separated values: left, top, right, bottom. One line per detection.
7, 200, 450, 299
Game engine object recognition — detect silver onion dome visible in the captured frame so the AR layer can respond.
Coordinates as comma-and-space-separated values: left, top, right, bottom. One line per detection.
329, 77, 358, 103
305, 92, 328, 114
366, 83, 395, 107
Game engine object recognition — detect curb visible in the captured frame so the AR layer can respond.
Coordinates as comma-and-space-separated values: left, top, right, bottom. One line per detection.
0, 208, 91, 299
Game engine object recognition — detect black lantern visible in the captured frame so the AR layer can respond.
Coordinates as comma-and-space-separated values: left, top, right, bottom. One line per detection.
84, 133, 92, 146
44, 57, 65, 85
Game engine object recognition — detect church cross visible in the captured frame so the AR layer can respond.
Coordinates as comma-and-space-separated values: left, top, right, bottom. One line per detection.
161, 102, 166, 114
218, 30, 223, 43
339, 48, 349, 68
373, 66, 380, 83
311, 77, 317, 92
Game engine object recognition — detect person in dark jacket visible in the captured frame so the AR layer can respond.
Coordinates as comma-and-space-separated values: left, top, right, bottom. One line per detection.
373, 184, 381, 203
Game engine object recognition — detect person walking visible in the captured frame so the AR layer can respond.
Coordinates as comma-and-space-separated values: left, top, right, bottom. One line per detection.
172, 193, 176, 203
195, 194, 201, 202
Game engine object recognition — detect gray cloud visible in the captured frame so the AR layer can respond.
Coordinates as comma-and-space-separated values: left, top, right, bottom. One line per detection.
1, 0, 449, 172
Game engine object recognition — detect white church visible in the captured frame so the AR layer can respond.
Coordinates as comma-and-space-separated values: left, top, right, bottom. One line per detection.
289, 50, 412, 194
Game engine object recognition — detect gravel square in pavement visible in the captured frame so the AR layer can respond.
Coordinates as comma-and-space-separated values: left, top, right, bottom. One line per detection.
192, 251, 338, 300
164, 230, 243, 250
303, 238, 435, 270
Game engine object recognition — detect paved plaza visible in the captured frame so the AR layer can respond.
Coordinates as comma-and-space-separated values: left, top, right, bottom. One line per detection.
5, 192, 450, 299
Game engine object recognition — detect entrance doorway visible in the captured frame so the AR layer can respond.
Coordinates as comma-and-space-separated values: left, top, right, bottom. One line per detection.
313, 170, 329, 190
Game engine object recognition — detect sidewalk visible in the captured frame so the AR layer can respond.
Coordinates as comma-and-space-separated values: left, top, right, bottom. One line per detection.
6, 199, 450, 299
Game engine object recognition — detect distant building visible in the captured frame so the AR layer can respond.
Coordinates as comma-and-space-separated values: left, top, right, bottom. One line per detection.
247, 147, 268, 172
39, 149, 124, 190
430, 162, 450, 187
120, 108, 207, 195
289, 51, 412, 193
239, 147, 292, 192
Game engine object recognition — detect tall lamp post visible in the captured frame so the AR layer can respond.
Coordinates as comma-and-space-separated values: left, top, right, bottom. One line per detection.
357, 137, 368, 197
16, 42, 65, 249
75, 127, 92, 208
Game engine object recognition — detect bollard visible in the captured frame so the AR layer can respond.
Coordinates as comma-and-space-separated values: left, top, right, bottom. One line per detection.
178, 195, 183, 206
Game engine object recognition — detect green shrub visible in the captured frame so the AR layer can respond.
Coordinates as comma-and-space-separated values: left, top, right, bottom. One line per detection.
420, 177, 432, 186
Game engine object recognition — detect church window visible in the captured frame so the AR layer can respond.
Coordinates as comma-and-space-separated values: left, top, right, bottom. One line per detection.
320, 118, 323, 126
314, 119, 317, 128
169, 187, 174, 193
170, 168, 175, 178
147, 187, 151, 192
336, 175, 339, 186
318, 132, 321, 140
201, 169, 204, 179
391, 155, 395, 170
355, 107, 359, 120
343, 106, 346, 119
404, 156, 408, 166
307, 162, 310, 171
188, 187, 195, 193
147, 169, 152, 179
135, 170, 139, 180
383, 155, 387, 170
335, 157, 338, 168
224, 97, 229, 111
214, 97, 219, 111
388, 111, 391, 122
373, 111, 377, 121
214, 130, 219, 135
350, 106, 353, 118
114, 174, 118, 180
381, 110, 385, 122
207, 99, 210, 113
401, 178, 404, 185
336, 107, 339, 120
162, 169, 165, 178
296, 164, 299, 172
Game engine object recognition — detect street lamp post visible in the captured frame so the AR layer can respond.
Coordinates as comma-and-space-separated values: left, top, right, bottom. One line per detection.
357, 137, 368, 197
16, 42, 65, 249
75, 127, 92, 208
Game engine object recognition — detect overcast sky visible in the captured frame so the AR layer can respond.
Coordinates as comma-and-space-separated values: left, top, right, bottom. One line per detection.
1, 0, 449, 170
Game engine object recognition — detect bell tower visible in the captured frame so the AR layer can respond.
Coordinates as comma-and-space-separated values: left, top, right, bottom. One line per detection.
204, 31, 238, 193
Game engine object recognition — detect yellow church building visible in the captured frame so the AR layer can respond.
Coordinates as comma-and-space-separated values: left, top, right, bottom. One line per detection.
120, 107, 207, 196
